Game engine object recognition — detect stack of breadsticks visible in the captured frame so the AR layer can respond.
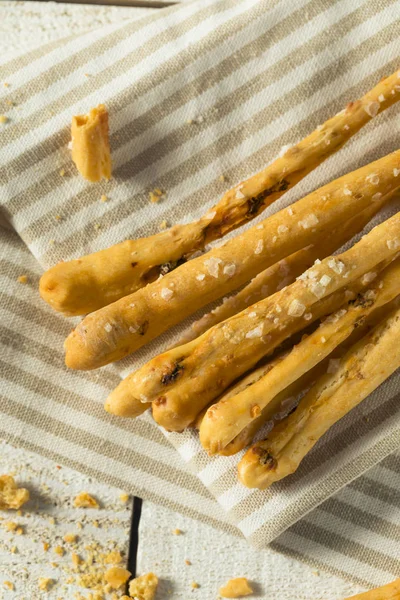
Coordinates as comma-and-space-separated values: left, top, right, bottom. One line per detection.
40, 70, 400, 489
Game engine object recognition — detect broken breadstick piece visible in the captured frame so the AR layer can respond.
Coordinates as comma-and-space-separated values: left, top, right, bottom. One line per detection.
128, 572, 158, 600
71, 104, 111, 182
238, 304, 400, 489
0, 475, 30, 510
344, 578, 400, 599
219, 577, 253, 598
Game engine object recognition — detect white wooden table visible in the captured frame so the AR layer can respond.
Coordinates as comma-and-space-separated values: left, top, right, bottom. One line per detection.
0, 3, 363, 599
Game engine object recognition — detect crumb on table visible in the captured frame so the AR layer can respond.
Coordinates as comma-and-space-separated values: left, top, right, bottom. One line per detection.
73, 492, 99, 508
219, 577, 253, 598
0, 475, 30, 510
128, 572, 159, 600
104, 566, 131, 589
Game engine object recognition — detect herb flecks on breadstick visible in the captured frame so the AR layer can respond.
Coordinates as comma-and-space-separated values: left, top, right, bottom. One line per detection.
200, 258, 400, 454
238, 304, 400, 490
65, 152, 400, 370
42, 70, 400, 315
71, 104, 111, 182
106, 213, 400, 429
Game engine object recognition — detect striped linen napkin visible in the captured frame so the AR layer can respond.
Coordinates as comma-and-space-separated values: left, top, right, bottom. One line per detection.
1, 0, 399, 586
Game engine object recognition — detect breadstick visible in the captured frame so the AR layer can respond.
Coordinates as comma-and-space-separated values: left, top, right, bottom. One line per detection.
344, 579, 400, 600
71, 104, 112, 182
238, 304, 400, 489
211, 294, 400, 455
41, 70, 400, 316
200, 258, 400, 454
65, 151, 400, 370
106, 213, 400, 428
177, 197, 389, 345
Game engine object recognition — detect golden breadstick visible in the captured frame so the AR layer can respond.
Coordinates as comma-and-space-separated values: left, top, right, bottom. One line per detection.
178, 197, 389, 345
238, 304, 400, 489
344, 579, 400, 600
71, 104, 111, 182
41, 70, 400, 316
65, 151, 400, 370
106, 212, 400, 428
200, 258, 400, 454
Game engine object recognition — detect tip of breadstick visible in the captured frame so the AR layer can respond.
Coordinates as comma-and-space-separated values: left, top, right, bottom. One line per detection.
105, 382, 148, 418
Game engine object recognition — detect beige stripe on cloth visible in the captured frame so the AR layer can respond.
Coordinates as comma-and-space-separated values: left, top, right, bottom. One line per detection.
1, 0, 399, 586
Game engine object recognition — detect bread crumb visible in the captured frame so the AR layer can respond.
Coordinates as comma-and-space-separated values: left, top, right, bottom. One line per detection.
59, 168, 66, 177
42, 541, 50, 552
92, 520, 100, 528
191, 581, 200, 589
71, 552, 81, 567
129, 573, 158, 600
94, 223, 101, 230
0, 475, 30, 510
54, 545, 65, 556
219, 577, 253, 598
55, 214, 62, 221
185, 559, 191, 565
104, 566, 131, 589
73, 492, 99, 508
159, 220, 168, 230
63, 533, 77, 543
149, 189, 164, 203
3, 581, 14, 590
3, 82, 10, 87
173, 528, 182, 535
17, 275, 28, 284
100, 194, 108, 202
10, 546, 17, 554
16, 526, 23, 535
104, 550, 122, 564
0, 115, 9, 124
219, 174, 226, 182
38, 577, 54, 591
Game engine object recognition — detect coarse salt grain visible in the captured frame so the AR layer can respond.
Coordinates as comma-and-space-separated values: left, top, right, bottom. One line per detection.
304, 312, 312, 321
204, 257, 222, 278
278, 144, 292, 157
319, 274, 331, 287
343, 187, 352, 196
366, 173, 379, 185
223, 263, 236, 277
298, 214, 319, 229
320, 336, 326, 343
287, 207, 293, 216
235, 189, 245, 199
248, 312, 257, 318
275, 304, 282, 313
378, 94, 385, 102
196, 273, 205, 281
255, 240, 264, 254
256, 224, 264, 229
361, 271, 376, 285
272, 236, 277, 243
161, 287, 174, 300
364, 102, 379, 117
205, 211, 216, 220
246, 325, 264, 339
328, 258, 345, 274
393, 168, 400, 177
387, 239, 400, 250
372, 192, 382, 201
288, 299, 306, 317
343, 124, 350, 130
104, 323, 112, 333
327, 359, 341, 374
277, 225, 288, 234
310, 282, 326, 299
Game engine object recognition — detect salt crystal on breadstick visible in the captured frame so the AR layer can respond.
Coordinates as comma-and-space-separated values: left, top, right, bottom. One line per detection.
65, 152, 400, 370
106, 213, 400, 428
41, 70, 400, 316
200, 258, 400, 454
238, 303, 400, 489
